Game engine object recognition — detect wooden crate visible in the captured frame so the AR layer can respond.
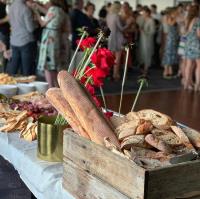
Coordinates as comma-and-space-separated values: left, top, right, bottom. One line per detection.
63, 130, 200, 199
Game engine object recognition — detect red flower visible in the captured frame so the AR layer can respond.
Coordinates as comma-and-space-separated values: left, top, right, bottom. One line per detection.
91, 48, 115, 70
104, 111, 113, 119
92, 96, 101, 107
76, 37, 96, 50
85, 66, 107, 87
85, 84, 95, 95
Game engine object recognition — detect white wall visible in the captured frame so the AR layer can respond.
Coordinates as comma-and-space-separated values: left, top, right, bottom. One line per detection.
138, 0, 175, 12
91, 0, 137, 18
90, 0, 185, 18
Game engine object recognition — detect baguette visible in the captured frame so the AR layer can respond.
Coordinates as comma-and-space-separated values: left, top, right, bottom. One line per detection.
171, 126, 195, 150
46, 88, 90, 139
137, 109, 174, 130
145, 134, 172, 153
58, 71, 120, 148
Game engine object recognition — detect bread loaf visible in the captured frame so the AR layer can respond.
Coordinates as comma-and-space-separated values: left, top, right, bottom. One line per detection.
145, 134, 172, 153
126, 112, 140, 121
121, 135, 150, 150
182, 127, 200, 148
171, 126, 195, 150
117, 120, 140, 140
136, 120, 153, 135
58, 71, 120, 148
46, 88, 90, 139
137, 109, 174, 130
151, 128, 182, 146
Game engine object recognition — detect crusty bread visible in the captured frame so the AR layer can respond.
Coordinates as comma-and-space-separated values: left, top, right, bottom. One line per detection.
121, 135, 151, 150
137, 109, 174, 130
116, 120, 140, 140
46, 88, 90, 139
58, 71, 120, 148
171, 126, 195, 150
151, 128, 182, 146
145, 134, 172, 153
110, 115, 126, 129
136, 120, 153, 135
182, 127, 200, 148
128, 147, 170, 161
125, 112, 140, 121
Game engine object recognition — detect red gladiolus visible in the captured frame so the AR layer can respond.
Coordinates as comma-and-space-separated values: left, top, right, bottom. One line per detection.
92, 96, 101, 107
104, 111, 113, 119
91, 48, 115, 70
85, 66, 107, 87
76, 37, 96, 50
85, 84, 95, 95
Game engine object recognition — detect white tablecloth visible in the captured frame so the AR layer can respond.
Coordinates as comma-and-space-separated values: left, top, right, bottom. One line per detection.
0, 132, 74, 199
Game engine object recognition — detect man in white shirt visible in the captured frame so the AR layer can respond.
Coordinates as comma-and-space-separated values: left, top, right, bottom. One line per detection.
7, 0, 36, 75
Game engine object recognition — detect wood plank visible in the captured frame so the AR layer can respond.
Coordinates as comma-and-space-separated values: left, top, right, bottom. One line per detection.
145, 161, 200, 199
176, 191, 200, 199
63, 131, 146, 199
63, 158, 131, 199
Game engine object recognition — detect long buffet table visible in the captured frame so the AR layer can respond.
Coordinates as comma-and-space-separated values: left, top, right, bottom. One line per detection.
0, 132, 74, 199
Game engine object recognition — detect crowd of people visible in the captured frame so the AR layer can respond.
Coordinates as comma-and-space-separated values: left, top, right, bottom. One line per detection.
0, 0, 200, 91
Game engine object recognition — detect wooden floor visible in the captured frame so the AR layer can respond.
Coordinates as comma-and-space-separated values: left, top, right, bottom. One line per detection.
105, 90, 200, 131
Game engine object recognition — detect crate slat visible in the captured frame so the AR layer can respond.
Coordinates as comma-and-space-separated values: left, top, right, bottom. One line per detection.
63, 158, 131, 199
145, 161, 200, 199
63, 130, 145, 199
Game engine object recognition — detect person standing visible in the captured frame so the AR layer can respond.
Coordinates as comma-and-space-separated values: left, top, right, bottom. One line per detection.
7, 0, 37, 76
69, 0, 92, 72
162, 8, 179, 78
121, 2, 136, 68
84, 2, 99, 36
184, 5, 200, 91
138, 7, 155, 75
0, 0, 9, 49
0, 0, 10, 71
33, 0, 67, 88
70, 0, 91, 50
106, 1, 131, 81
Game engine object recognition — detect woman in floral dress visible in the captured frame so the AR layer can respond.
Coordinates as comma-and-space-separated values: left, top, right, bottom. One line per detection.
34, 0, 67, 87
162, 8, 179, 78
184, 5, 200, 91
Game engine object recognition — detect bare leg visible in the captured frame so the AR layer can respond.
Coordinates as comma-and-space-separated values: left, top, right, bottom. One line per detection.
163, 65, 169, 77
113, 51, 122, 81
51, 70, 58, 87
195, 59, 200, 91
168, 66, 173, 75
184, 59, 195, 90
180, 58, 186, 85
45, 70, 58, 88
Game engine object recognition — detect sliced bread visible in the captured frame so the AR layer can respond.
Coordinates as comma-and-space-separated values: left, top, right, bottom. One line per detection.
137, 109, 174, 130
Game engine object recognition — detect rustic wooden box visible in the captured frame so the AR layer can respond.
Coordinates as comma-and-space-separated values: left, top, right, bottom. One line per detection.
63, 129, 200, 199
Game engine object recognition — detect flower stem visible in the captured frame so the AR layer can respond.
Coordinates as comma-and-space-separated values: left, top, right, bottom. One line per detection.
75, 48, 90, 78
78, 32, 104, 80
68, 31, 87, 73
131, 80, 145, 112
119, 47, 129, 114
84, 76, 92, 87
100, 86, 107, 111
